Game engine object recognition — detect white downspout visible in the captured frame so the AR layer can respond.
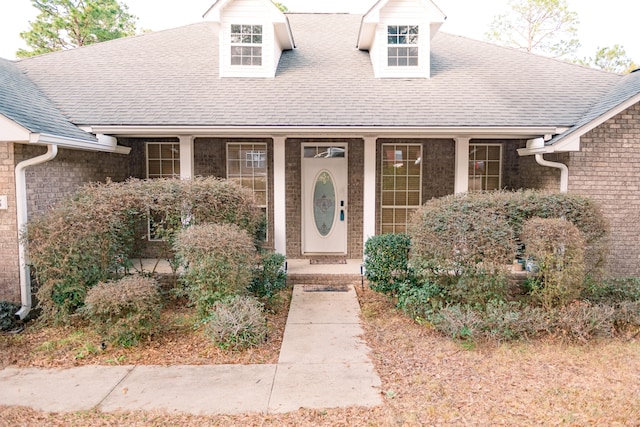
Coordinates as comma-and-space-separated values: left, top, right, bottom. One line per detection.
535, 153, 568, 193
14, 144, 58, 320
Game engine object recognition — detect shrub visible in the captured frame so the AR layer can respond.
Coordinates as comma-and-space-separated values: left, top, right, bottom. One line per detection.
522, 218, 587, 309
396, 280, 444, 320
432, 305, 483, 341
25, 177, 263, 323
364, 233, 414, 296
248, 252, 287, 302
481, 301, 547, 341
205, 296, 267, 350
408, 190, 608, 309
82, 275, 162, 347
0, 301, 21, 331
551, 301, 615, 342
583, 277, 640, 304
173, 223, 257, 319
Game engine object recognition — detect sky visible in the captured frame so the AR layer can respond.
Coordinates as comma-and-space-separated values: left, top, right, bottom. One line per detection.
0, 0, 639, 63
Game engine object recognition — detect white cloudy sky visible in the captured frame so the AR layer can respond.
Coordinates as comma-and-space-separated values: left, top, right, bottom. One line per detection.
0, 0, 638, 62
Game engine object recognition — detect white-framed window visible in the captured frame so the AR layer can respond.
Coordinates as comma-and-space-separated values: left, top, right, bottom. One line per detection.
380, 143, 422, 233
146, 142, 180, 179
227, 143, 268, 236
146, 142, 181, 240
387, 25, 419, 67
469, 144, 502, 192
230, 24, 262, 66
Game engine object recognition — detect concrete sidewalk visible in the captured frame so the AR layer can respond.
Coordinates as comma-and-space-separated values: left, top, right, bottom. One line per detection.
0, 285, 382, 415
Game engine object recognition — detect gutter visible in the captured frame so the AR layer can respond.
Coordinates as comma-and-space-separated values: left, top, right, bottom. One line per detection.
14, 144, 58, 320
535, 153, 568, 193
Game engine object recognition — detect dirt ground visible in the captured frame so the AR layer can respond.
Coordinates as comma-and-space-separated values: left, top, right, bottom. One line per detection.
1, 286, 639, 426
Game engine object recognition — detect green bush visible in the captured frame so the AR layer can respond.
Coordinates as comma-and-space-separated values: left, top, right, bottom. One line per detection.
82, 275, 162, 347
248, 252, 287, 302
408, 190, 608, 309
396, 280, 444, 320
0, 301, 21, 331
583, 277, 640, 304
173, 223, 257, 319
364, 233, 414, 296
522, 218, 587, 309
205, 296, 267, 350
25, 177, 263, 323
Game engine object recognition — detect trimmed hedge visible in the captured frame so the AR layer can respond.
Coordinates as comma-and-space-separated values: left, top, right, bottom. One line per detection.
25, 177, 263, 323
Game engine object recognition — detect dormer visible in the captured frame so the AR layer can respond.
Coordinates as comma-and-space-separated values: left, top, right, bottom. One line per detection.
357, 0, 446, 78
204, 0, 295, 78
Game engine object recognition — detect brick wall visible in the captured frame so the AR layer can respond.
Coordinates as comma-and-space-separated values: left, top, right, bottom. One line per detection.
15, 145, 130, 217
0, 143, 19, 302
566, 103, 640, 276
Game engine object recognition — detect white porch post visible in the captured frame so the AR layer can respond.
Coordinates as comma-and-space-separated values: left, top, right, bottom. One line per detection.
454, 137, 470, 194
178, 136, 194, 179
363, 137, 377, 251
273, 136, 286, 255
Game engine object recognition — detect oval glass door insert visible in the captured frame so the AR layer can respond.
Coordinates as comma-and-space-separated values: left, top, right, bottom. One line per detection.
313, 171, 336, 237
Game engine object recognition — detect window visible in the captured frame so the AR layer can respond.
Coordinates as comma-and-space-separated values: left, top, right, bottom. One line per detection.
231, 24, 262, 66
147, 142, 180, 179
469, 144, 502, 191
227, 143, 268, 233
146, 143, 181, 240
387, 25, 419, 67
381, 144, 422, 233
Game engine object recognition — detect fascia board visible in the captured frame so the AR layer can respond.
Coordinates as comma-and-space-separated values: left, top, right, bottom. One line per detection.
29, 133, 130, 153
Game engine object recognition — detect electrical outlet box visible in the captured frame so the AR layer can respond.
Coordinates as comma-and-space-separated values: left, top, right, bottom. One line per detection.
0, 195, 8, 210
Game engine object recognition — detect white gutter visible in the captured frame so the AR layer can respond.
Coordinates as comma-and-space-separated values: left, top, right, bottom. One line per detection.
87, 125, 561, 139
535, 153, 568, 193
15, 144, 58, 320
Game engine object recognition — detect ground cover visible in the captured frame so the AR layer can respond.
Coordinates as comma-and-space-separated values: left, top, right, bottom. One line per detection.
1, 286, 639, 426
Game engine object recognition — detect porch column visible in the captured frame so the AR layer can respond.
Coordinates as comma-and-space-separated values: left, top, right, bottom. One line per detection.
363, 137, 377, 252
273, 136, 286, 255
178, 136, 194, 179
454, 137, 470, 194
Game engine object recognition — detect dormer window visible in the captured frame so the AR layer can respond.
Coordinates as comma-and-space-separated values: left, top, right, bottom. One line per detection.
387, 25, 419, 67
230, 24, 263, 66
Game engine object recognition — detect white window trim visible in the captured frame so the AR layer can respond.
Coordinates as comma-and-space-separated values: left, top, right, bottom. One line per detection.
230, 24, 263, 67
386, 25, 419, 67
146, 142, 180, 179
469, 143, 503, 192
380, 143, 423, 234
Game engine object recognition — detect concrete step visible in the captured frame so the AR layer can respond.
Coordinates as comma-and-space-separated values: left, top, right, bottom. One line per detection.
286, 273, 364, 286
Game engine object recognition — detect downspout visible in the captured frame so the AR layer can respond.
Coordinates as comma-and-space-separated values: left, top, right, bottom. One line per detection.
14, 144, 58, 320
535, 153, 568, 193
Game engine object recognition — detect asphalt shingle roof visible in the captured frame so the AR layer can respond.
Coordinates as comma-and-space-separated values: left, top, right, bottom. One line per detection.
0, 58, 96, 142
12, 13, 632, 130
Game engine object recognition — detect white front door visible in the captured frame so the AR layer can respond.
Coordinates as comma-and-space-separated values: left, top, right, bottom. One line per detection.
302, 145, 348, 254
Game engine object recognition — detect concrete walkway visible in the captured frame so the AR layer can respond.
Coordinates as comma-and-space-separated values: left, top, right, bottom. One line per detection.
0, 285, 382, 415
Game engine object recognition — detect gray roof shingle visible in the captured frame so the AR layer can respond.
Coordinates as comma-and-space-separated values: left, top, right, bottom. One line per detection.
12, 13, 632, 130
0, 58, 96, 142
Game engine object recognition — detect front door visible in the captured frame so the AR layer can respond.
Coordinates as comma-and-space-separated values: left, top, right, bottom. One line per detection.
302, 145, 348, 254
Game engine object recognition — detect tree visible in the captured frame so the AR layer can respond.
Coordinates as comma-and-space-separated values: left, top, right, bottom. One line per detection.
592, 45, 637, 74
486, 0, 580, 59
17, 0, 137, 58
273, 2, 288, 12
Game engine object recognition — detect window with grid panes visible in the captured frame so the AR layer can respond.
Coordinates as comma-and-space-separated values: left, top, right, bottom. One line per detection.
468, 144, 502, 192
227, 143, 268, 236
147, 142, 180, 179
146, 143, 180, 240
230, 24, 262, 66
387, 25, 419, 67
380, 144, 422, 233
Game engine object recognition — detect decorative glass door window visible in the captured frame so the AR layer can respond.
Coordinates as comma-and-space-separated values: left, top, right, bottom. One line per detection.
387, 25, 419, 66
313, 171, 336, 237
381, 144, 422, 233
468, 144, 502, 191
230, 24, 262, 66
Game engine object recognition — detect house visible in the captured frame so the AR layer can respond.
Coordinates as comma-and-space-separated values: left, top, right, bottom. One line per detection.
1, 0, 639, 315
